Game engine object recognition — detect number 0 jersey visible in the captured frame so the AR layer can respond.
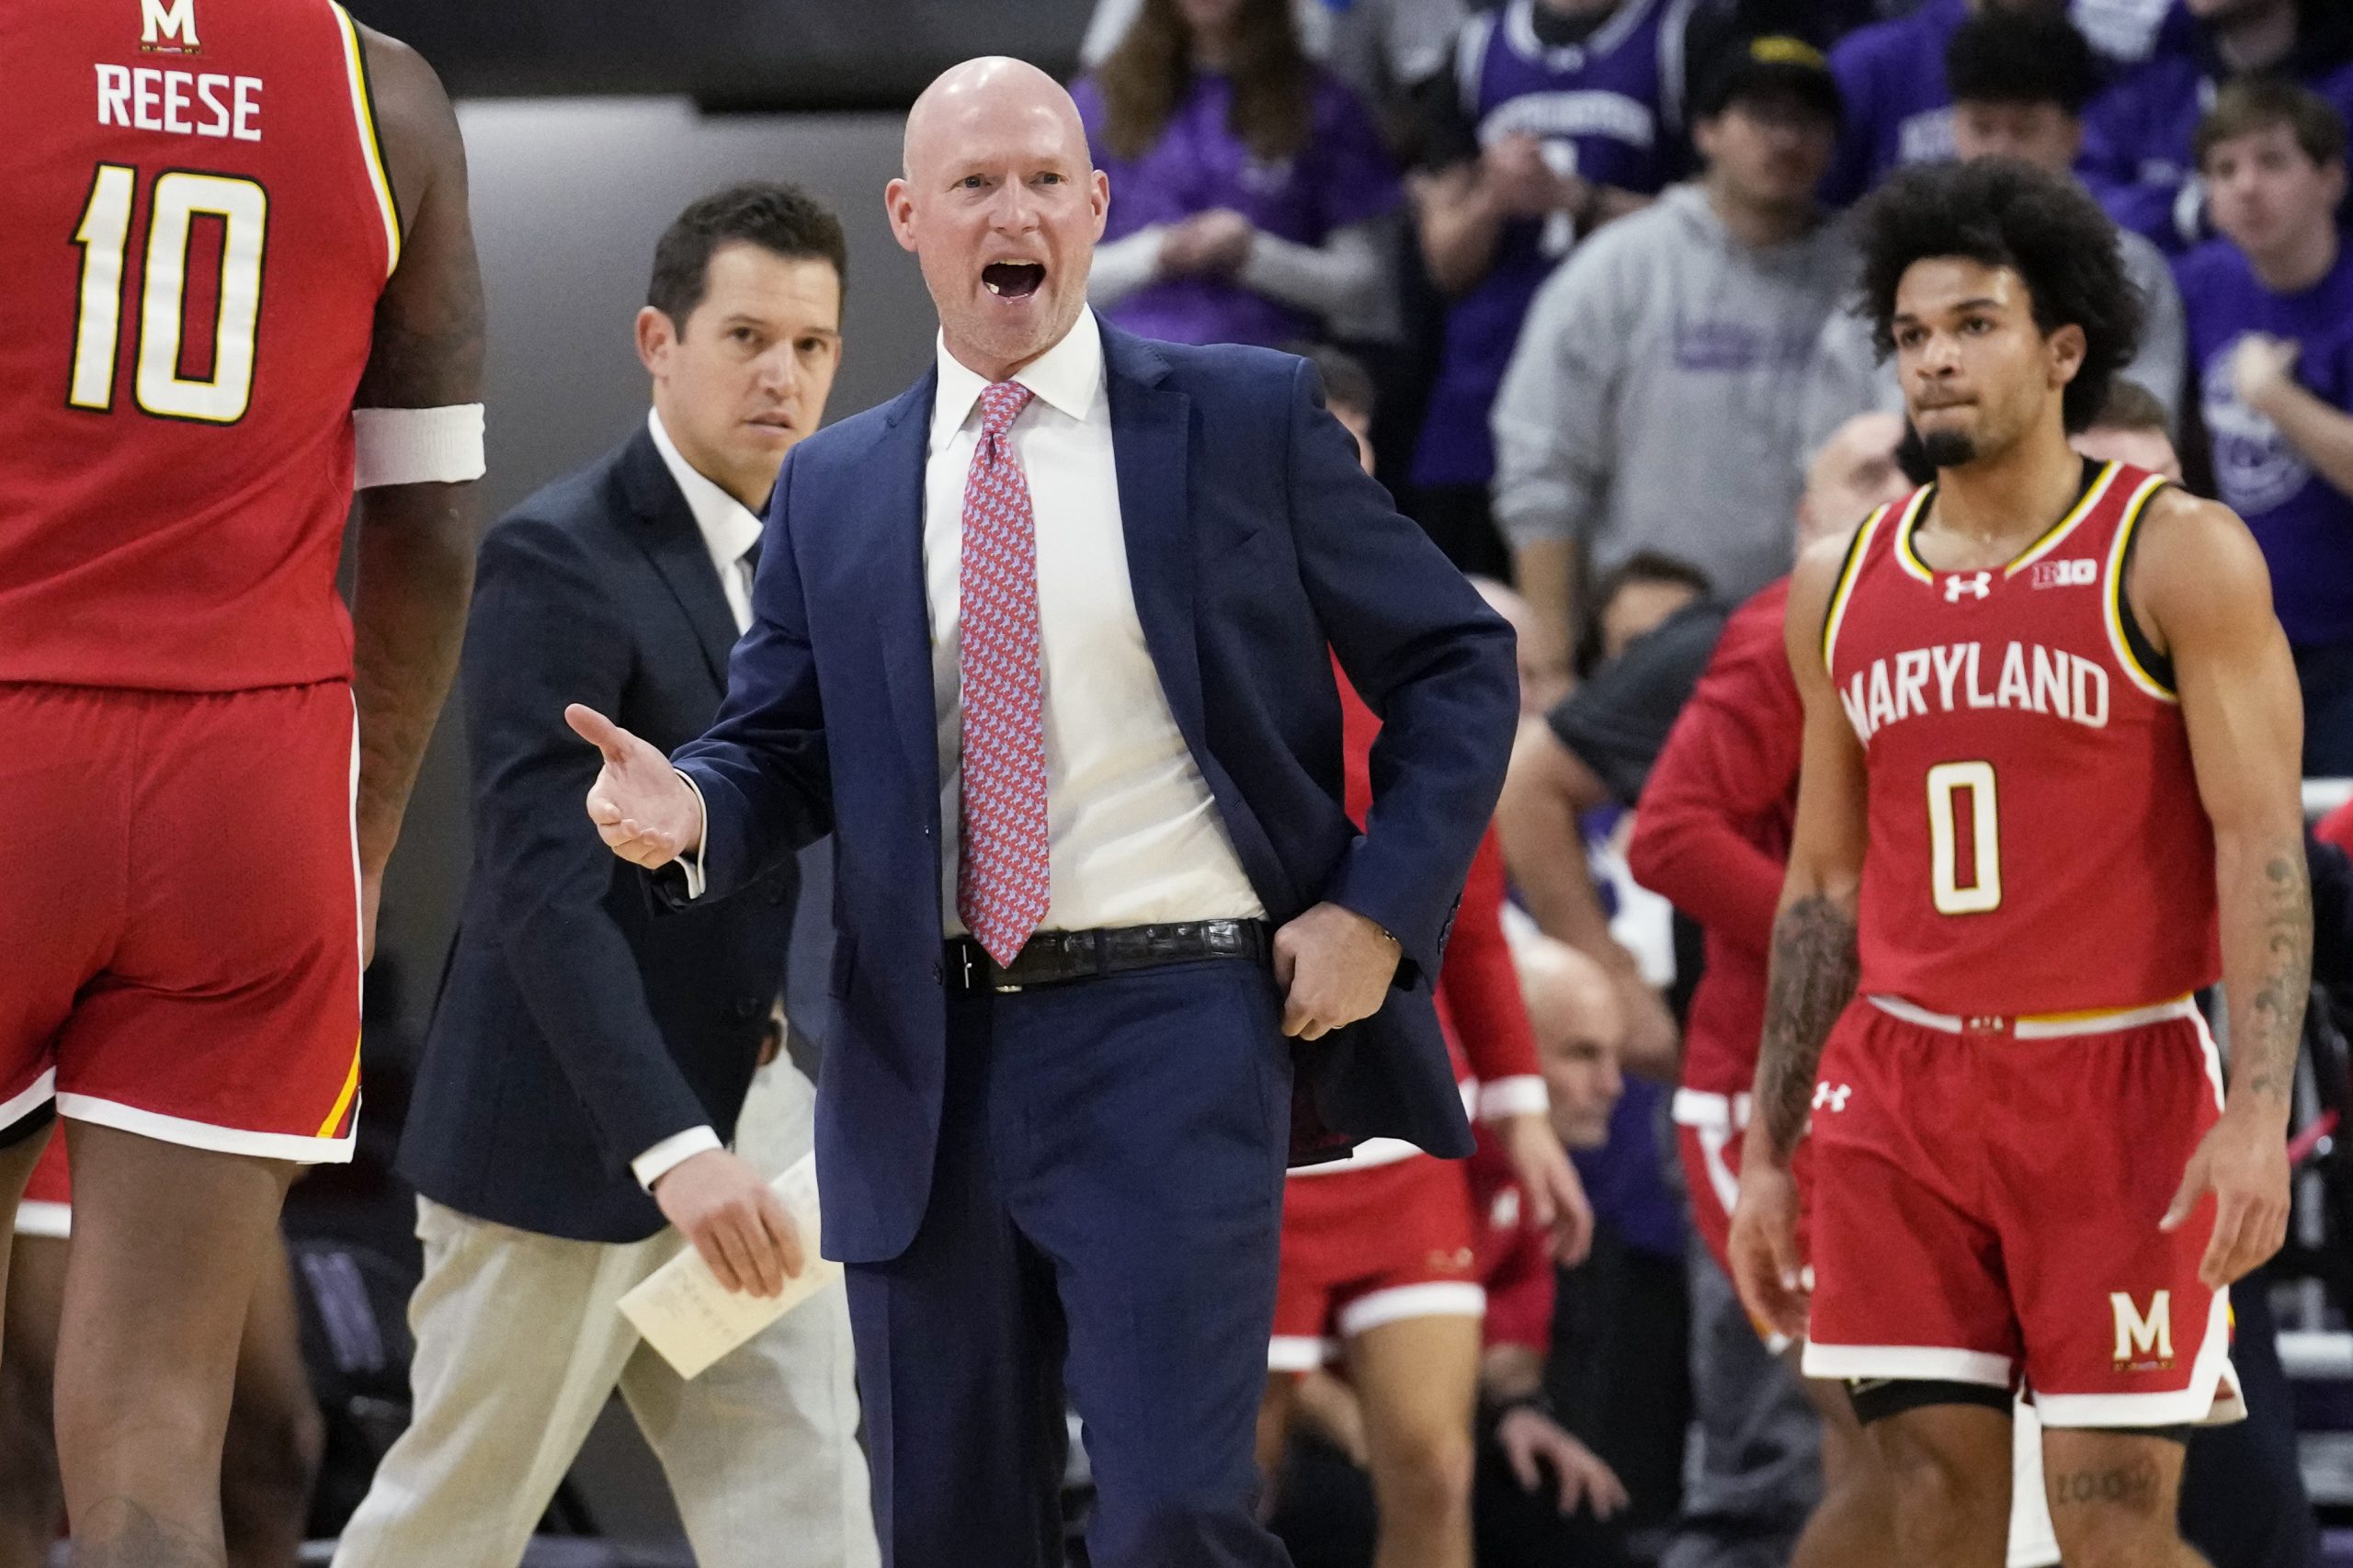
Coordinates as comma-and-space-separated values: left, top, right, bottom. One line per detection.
0, 0, 400, 690
1823, 459, 2222, 1017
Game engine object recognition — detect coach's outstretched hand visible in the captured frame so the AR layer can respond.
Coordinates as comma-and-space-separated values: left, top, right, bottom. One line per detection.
566, 704, 703, 868
2161, 1104, 2291, 1290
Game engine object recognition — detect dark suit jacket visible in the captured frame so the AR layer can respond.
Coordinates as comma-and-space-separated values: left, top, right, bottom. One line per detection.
673, 323, 1519, 1264
402, 428, 797, 1244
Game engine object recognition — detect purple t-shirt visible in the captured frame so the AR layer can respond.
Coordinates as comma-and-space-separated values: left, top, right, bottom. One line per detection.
1818, 0, 1967, 210
1074, 69, 1400, 348
2178, 236, 2353, 648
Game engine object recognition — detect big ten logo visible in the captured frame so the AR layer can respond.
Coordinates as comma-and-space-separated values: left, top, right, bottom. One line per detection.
2029, 559, 2097, 589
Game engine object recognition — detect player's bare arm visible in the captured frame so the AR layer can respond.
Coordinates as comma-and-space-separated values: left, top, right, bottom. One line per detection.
2130, 487, 2308, 1289
1728, 531, 1869, 1338
348, 25, 485, 957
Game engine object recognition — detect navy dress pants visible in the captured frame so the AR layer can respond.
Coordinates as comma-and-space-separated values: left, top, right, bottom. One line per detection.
845, 958, 1297, 1568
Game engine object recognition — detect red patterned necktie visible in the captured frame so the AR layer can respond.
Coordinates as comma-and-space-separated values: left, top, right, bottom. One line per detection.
957, 381, 1051, 966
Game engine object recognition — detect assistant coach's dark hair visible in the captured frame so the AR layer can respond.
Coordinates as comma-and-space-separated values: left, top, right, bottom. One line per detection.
1855, 159, 2141, 434
1944, 8, 2098, 117
647, 182, 848, 331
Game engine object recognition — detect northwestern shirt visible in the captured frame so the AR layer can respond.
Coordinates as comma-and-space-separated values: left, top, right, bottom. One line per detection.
1411, 0, 1693, 491
2178, 238, 2353, 648
1817, 0, 1966, 210
1074, 69, 1400, 348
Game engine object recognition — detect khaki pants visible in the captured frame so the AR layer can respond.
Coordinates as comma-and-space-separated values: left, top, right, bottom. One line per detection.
332, 1063, 876, 1568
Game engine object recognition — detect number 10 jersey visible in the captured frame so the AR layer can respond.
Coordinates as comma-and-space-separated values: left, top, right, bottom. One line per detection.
1821, 459, 2222, 1017
0, 0, 400, 691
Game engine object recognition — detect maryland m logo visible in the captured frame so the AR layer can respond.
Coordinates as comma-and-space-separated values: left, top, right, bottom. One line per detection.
2109, 1290, 2174, 1364
141, 0, 200, 52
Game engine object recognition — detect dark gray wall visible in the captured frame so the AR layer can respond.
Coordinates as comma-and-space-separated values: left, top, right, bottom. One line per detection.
374, 100, 940, 1011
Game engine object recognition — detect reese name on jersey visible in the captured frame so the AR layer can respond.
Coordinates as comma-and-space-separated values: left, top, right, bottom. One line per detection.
1841, 639, 2112, 746
96, 63, 263, 142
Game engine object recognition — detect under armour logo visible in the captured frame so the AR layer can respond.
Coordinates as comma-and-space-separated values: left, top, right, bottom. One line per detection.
1813, 1082, 1853, 1112
1944, 572, 1992, 602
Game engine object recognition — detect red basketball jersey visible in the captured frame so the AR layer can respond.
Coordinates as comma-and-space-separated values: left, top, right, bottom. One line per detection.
0, 0, 400, 691
1823, 460, 2222, 1016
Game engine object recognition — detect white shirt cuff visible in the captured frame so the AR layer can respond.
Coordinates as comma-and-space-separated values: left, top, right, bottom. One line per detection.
632, 1125, 722, 1191
1479, 1075, 1552, 1120
673, 767, 710, 900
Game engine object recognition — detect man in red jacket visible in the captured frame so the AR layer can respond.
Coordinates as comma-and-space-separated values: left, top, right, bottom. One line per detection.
1628, 411, 1911, 1568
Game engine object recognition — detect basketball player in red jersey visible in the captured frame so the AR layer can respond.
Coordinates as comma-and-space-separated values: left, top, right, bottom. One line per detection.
1729, 158, 2308, 1568
0, 0, 483, 1560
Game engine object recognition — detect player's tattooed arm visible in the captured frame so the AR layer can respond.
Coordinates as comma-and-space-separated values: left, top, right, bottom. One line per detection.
1755, 892, 1860, 1161
2239, 846, 2314, 1108
1745, 533, 1873, 1170
2137, 489, 2303, 1284
348, 27, 485, 926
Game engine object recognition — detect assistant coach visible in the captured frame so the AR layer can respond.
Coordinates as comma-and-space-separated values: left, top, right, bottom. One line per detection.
570, 57, 1518, 1568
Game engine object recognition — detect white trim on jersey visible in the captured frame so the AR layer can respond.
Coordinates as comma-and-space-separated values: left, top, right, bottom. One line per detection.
13, 1201, 70, 1241
1267, 1335, 1341, 1372
330, 2, 403, 277
1337, 1281, 1488, 1339
2033, 1286, 2242, 1429
0, 1069, 57, 1136
55, 1093, 356, 1165
1670, 1086, 1753, 1131
1802, 1341, 2015, 1388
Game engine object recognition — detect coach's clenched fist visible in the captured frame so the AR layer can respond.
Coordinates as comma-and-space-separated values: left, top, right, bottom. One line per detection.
566, 703, 703, 867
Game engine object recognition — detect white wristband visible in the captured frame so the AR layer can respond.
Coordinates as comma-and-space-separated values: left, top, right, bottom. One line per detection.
353, 403, 486, 489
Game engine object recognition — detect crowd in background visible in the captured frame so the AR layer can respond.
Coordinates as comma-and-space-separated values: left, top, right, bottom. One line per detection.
1066, 0, 2353, 1564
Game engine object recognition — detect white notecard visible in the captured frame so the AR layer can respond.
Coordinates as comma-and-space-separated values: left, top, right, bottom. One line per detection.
618, 1150, 841, 1380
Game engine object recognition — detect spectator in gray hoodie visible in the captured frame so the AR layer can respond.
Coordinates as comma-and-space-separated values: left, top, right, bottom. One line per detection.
1797, 6, 2188, 463
1492, 36, 1851, 668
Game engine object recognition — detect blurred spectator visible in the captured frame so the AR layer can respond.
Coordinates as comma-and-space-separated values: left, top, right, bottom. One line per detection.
1475, 576, 1577, 718
1814, 0, 2127, 210
1581, 552, 1715, 681
1474, 932, 1635, 1568
1079, 0, 1401, 347
1493, 36, 1847, 670
1800, 7, 2188, 460
2179, 80, 2353, 773
2079, 0, 2353, 253
1628, 410, 1915, 1568
2075, 377, 2186, 477
1408, 0, 1702, 577
1080, 0, 1470, 158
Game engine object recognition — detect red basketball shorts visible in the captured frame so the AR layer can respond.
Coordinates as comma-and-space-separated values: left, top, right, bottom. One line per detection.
0, 682, 362, 1163
1270, 1151, 1484, 1371
1675, 1096, 1815, 1350
1802, 994, 2238, 1428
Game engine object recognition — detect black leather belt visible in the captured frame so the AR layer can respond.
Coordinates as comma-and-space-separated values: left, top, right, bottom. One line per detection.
948, 919, 1269, 994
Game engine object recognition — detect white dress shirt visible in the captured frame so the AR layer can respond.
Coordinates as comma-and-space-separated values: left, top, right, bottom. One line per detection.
924, 309, 1262, 935
649, 407, 763, 634
634, 408, 766, 1190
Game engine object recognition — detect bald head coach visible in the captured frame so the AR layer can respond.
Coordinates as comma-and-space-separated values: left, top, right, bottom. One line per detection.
568, 58, 1517, 1568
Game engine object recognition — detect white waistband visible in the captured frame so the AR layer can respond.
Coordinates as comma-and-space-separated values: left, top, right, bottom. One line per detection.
1866, 994, 2199, 1039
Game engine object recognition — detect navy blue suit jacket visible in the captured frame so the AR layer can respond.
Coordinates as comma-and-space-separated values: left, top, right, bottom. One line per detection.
673, 324, 1518, 1265
403, 429, 797, 1244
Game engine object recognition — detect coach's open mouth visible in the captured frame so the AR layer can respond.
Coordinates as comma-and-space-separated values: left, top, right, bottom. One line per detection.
982, 262, 1044, 299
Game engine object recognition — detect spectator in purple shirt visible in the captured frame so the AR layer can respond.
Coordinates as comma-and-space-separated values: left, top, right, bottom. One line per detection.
2080, 0, 2353, 252
1077, 0, 1404, 350
2179, 80, 2353, 773
1816, 0, 2141, 210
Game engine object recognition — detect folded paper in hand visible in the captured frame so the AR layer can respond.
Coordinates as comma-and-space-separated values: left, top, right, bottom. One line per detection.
619, 1150, 841, 1379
